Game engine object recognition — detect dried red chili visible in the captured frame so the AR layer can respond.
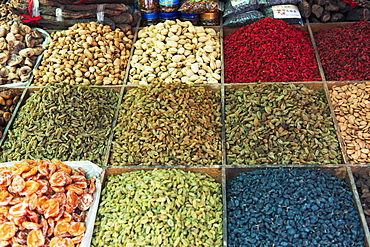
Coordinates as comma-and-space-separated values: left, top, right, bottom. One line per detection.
315, 20, 370, 81
224, 17, 321, 83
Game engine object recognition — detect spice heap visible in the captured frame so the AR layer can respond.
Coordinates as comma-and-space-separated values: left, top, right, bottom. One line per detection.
225, 84, 341, 165
224, 17, 321, 83
0, 84, 119, 165
128, 20, 221, 85
110, 82, 222, 166
92, 169, 222, 246
354, 170, 370, 226
315, 20, 370, 81
32, 22, 134, 86
0, 160, 96, 246
227, 168, 365, 246
329, 83, 370, 164
0, 89, 21, 139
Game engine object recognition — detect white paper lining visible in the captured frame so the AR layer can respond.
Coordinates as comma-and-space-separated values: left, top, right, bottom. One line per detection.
0, 160, 103, 247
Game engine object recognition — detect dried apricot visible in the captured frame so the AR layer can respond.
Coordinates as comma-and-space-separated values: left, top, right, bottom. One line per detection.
42, 199, 60, 219
10, 176, 25, 194
66, 184, 84, 195
9, 203, 27, 217
22, 221, 41, 230
50, 193, 67, 206
0, 222, 17, 240
27, 229, 45, 247
54, 222, 69, 236
35, 179, 49, 195
26, 210, 39, 224
47, 218, 54, 237
49, 171, 72, 187
59, 213, 72, 223
71, 175, 86, 183
55, 161, 73, 175
0, 240, 9, 247
51, 186, 65, 193
68, 222, 85, 236
0, 191, 13, 206
78, 193, 94, 211
19, 181, 39, 196
71, 233, 84, 244
9, 197, 24, 206
36, 196, 48, 214
22, 167, 38, 180
49, 236, 74, 247
66, 191, 79, 210
0, 170, 12, 187
8, 216, 26, 229
88, 176, 97, 194
13, 165, 31, 177
28, 194, 38, 211
40, 216, 48, 237
37, 162, 49, 177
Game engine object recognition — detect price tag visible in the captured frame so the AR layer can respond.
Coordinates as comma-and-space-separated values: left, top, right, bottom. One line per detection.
97, 4, 105, 23
271, 5, 301, 19
56, 8, 63, 21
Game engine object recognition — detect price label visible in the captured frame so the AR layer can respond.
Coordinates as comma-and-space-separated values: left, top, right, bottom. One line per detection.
271, 5, 301, 19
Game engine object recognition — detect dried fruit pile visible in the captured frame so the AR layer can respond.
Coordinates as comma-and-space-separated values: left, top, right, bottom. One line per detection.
224, 17, 321, 83
225, 84, 341, 165
0, 89, 21, 139
0, 84, 119, 165
110, 82, 222, 166
92, 169, 222, 246
227, 168, 365, 246
354, 170, 370, 226
315, 20, 370, 81
0, 160, 96, 246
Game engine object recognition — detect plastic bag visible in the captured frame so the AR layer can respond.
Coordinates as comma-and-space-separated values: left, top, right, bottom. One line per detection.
258, 0, 298, 7
223, 0, 260, 17
262, 5, 303, 25
178, 0, 221, 13
223, 9, 264, 26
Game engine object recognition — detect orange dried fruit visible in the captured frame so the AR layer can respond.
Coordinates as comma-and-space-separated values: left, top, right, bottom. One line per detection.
73, 181, 88, 189
71, 233, 84, 244
49, 171, 72, 187
54, 222, 69, 236
35, 179, 49, 195
50, 193, 67, 206
49, 236, 74, 247
0, 170, 12, 187
71, 175, 86, 183
88, 176, 97, 194
42, 199, 60, 219
0, 191, 13, 206
28, 194, 38, 211
67, 222, 85, 236
40, 216, 48, 237
0, 240, 10, 247
54, 206, 65, 222
13, 165, 30, 177
10, 175, 25, 194
19, 181, 39, 196
26, 210, 39, 224
22, 167, 38, 179
47, 218, 55, 237
8, 216, 26, 229
55, 161, 73, 175
77, 193, 94, 211
9, 197, 24, 206
9, 203, 27, 217
66, 191, 78, 210
65, 184, 84, 195
22, 221, 41, 230
26, 229, 45, 247
36, 196, 48, 214
37, 162, 49, 177
0, 222, 17, 240
51, 186, 65, 193
59, 213, 72, 223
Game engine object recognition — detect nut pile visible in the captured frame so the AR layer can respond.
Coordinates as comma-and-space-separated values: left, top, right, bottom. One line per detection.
354, 170, 370, 226
225, 84, 341, 165
110, 82, 222, 166
0, 84, 119, 165
32, 22, 134, 86
128, 20, 221, 85
227, 168, 365, 246
0, 160, 96, 246
0, 89, 21, 139
92, 169, 222, 246
330, 83, 370, 164
0, 4, 18, 23
0, 19, 45, 85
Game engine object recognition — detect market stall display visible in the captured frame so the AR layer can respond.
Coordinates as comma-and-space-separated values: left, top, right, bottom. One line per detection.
110, 82, 222, 166
225, 83, 342, 165
0, 160, 101, 247
0, 84, 119, 165
92, 168, 223, 246
224, 18, 321, 83
0, 88, 21, 140
314, 20, 370, 81
0, 19, 48, 86
32, 22, 134, 86
128, 20, 221, 85
227, 168, 365, 246
329, 83, 370, 164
